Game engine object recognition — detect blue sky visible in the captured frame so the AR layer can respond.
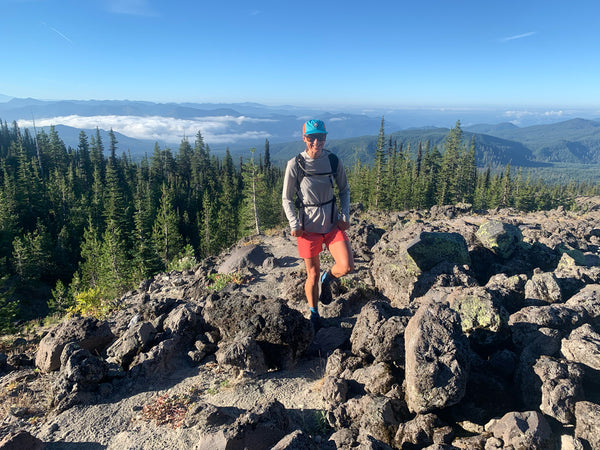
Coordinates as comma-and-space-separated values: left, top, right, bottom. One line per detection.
2, 0, 600, 110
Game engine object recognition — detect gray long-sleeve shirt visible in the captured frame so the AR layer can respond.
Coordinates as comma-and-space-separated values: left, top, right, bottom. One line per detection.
282, 150, 350, 234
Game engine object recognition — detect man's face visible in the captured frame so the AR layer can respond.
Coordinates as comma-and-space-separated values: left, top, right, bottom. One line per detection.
303, 133, 326, 158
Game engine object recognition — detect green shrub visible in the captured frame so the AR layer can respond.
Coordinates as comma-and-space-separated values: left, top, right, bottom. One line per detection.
68, 287, 116, 319
167, 244, 197, 272
206, 272, 244, 291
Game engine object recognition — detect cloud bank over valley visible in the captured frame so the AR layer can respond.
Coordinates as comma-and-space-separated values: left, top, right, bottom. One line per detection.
17, 115, 275, 145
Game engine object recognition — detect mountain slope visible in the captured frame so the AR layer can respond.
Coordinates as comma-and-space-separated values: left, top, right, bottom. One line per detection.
466, 118, 600, 163
272, 127, 542, 168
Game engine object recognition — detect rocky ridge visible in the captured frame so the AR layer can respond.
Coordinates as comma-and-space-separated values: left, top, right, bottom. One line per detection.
2, 198, 600, 449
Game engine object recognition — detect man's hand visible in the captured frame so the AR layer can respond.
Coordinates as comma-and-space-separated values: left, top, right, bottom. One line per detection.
337, 220, 350, 231
291, 229, 304, 237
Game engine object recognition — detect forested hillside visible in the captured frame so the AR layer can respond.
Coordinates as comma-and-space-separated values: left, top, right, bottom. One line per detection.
466, 118, 600, 163
0, 118, 598, 332
0, 121, 283, 329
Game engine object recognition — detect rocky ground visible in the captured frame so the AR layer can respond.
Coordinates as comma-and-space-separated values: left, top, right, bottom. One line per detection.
2, 199, 600, 449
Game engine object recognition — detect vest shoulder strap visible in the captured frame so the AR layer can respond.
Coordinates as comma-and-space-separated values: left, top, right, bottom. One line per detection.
295, 152, 338, 185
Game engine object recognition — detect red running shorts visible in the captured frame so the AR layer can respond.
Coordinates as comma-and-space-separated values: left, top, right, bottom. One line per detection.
296, 227, 349, 259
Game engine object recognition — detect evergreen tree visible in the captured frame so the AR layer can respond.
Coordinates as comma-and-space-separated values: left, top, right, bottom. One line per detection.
0, 276, 17, 333
199, 191, 218, 257
458, 136, 477, 203
437, 121, 464, 205
11, 221, 52, 282
90, 128, 105, 179
218, 149, 240, 246
99, 218, 131, 298
132, 162, 161, 279
77, 130, 92, 188
239, 148, 264, 236
371, 117, 387, 209
264, 139, 271, 170
152, 183, 183, 268
78, 218, 103, 289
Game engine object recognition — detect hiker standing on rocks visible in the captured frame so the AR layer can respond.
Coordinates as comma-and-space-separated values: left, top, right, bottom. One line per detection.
282, 119, 354, 330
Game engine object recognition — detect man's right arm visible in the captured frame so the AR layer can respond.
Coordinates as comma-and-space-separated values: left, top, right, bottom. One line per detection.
282, 159, 302, 233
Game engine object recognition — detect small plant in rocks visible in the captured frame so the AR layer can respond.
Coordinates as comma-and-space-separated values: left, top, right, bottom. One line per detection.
206, 272, 245, 291
140, 393, 191, 429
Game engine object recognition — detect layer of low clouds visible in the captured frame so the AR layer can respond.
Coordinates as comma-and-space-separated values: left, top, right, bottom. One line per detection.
17, 115, 274, 144
503, 109, 564, 125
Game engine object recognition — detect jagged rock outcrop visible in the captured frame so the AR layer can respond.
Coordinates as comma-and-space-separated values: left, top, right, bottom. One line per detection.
4, 199, 600, 449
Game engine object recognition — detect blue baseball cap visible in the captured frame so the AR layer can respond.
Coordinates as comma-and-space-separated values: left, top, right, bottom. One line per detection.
303, 119, 328, 135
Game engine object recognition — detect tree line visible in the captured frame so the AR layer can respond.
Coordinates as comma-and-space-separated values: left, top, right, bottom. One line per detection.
0, 120, 282, 330
1, 118, 598, 331
347, 119, 599, 212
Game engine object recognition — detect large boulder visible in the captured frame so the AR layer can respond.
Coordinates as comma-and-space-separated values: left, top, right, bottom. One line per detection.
509, 303, 588, 331
446, 286, 509, 351
162, 303, 203, 340
394, 413, 453, 449
327, 395, 401, 447
129, 338, 178, 377
405, 231, 470, 272
475, 220, 522, 259
371, 224, 472, 308
404, 302, 471, 414
59, 343, 109, 386
203, 293, 312, 371
350, 362, 396, 396
533, 355, 584, 424
513, 327, 562, 409
350, 301, 408, 367
485, 411, 553, 450
575, 401, 600, 450
51, 342, 110, 412
561, 323, 600, 371
0, 430, 44, 450
215, 335, 268, 377
196, 400, 290, 450
565, 284, 600, 329
217, 244, 272, 274
525, 270, 563, 304
35, 317, 114, 373
106, 321, 156, 370
485, 273, 527, 314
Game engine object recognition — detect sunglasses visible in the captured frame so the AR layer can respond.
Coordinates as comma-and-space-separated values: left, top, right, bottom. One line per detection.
305, 134, 326, 142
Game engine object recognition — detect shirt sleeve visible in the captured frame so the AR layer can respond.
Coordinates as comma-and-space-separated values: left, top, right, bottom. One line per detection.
282, 158, 301, 231
336, 159, 351, 223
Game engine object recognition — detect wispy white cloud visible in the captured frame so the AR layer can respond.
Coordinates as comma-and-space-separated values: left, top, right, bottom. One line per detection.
17, 115, 274, 144
42, 22, 73, 44
499, 31, 537, 42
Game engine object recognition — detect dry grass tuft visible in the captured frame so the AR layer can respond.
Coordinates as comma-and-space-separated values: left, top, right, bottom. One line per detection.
140, 393, 191, 429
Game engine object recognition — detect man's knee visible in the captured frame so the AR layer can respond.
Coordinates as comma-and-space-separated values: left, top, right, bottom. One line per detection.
340, 262, 354, 276
305, 263, 320, 284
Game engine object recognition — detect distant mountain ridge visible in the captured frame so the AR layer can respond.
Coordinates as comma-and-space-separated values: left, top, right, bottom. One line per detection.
272, 119, 600, 169
465, 118, 600, 164
2, 96, 600, 168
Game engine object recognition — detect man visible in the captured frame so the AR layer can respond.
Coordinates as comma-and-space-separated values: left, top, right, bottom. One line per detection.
282, 119, 354, 330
